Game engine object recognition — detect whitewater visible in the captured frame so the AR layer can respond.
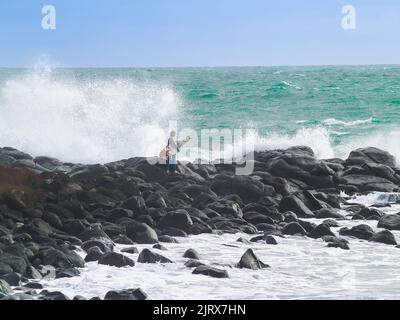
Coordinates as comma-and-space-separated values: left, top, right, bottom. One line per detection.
0, 66, 399, 164
36, 193, 400, 300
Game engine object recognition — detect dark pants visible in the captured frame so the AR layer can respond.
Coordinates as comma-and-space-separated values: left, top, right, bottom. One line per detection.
166, 154, 177, 173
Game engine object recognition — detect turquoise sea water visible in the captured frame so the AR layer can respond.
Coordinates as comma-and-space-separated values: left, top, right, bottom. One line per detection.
0, 66, 399, 163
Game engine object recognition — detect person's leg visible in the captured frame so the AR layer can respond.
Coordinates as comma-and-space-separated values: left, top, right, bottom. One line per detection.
166, 156, 170, 173
171, 155, 177, 173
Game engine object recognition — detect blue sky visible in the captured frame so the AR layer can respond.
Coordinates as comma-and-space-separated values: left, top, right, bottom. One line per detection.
1, 0, 400, 67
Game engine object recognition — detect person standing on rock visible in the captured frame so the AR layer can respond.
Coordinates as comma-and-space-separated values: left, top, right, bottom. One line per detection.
165, 131, 190, 174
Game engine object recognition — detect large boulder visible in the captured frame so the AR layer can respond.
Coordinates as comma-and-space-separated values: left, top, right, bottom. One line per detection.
279, 196, 314, 218
124, 221, 158, 244
369, 230, 397, 245
158, 210, 193, 232
378, 214, 400, 231
192, 265, 229, 278
346, 147, 397, 167
137, 249, 173, 264
121, 196, 147, 214
104, 288, 147, 300
211, 175, 267, 204
0, 253, 28, 275
308, 224, 335, 239
98, 252, 135, 267
339, 224, 375, 240
282, 222, 307, 236
237, 249, 269, 270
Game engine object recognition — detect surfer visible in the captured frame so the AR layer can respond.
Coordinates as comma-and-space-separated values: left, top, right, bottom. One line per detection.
162, 131, 190, 174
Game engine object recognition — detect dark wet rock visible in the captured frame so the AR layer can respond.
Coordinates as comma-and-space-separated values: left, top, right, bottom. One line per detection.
146, 192, 167, 209
125, 221, 158, 244
243, 203, 283, 221
190, 222, 213, 235
78, 225, 112, 242
284, 211, 298, 223
192, 265, 229, 278
56, 268, 80, 279
0, 252, 28, 275
183, 249, 200, 260
36, 247, 85, 269
98, 252, 135, 267
315, 208, 345, 220
121, 247, 139, 254
369, 230, 397, 245
158, 209, 193, 232
153, 244, 167, 251
63, 220, 88, 237
107, 208, 134, 222
352, 214, 366, 221
321, 219, 340, 228
40, 291, 70, 300
322, 235, 349, 245
42, 211, 63, 230
137, 249, 173, 264
81, 238, 114, 253
113, 235, 134, 245
339, 224, 375, 240
358, 207, 384, 219
327, 242, 350, 250
0, 279, 13, 295
104, 288, 147, 300
73, 295, 87, 300
161, 227, 188, 238
378, 214, 400, 231
24, 282, 43, 289
339, 175, 399, 193
346, 147, 396, 167
282, 222, 307, 236
238, 249, 269, 270
243, 211, 274, 226
279, 195, 314, 218
308, 224, 335, 239
185, 260, 205, 268
0, 272, 21, 286
236, 237, 252, 244
84, 246, 104, 262
207, 200, 243, 219
158, 235, 178, 243
121, 195, 146, 214
265, 235, 278, 245
211, 175, 266, 204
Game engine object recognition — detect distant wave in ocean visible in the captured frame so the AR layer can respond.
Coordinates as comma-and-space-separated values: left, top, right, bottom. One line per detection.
0, 66, 399, 165
322, 117, 374, 126
0, 67, 180, 163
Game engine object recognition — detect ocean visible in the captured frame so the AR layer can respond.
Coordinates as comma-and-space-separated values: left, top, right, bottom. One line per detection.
0, 65, 399, 163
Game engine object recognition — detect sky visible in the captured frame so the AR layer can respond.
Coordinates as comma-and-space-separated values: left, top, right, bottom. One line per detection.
1, 0, 400, 67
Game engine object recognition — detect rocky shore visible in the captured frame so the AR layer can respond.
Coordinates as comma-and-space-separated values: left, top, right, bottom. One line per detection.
0, 145, 400, 300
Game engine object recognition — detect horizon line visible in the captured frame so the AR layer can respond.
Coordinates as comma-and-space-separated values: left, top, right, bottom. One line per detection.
0, 63, 399, 69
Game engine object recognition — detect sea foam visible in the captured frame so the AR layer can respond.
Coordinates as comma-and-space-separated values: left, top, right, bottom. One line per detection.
0, 68, 179, 163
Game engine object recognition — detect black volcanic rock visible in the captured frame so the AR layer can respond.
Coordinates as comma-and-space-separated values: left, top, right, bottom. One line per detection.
104, 288, 147, 300
192, 265, 229, 278
158, 209, 193, 232
137, 249, 173, 264
98, 252, 135, 267
369, 230, 397, 245
378, 214, 400, 231
282, 222, 307, 236
279, 196, 314, 218
339, 225, 375, 240
238, 249, 269, 270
